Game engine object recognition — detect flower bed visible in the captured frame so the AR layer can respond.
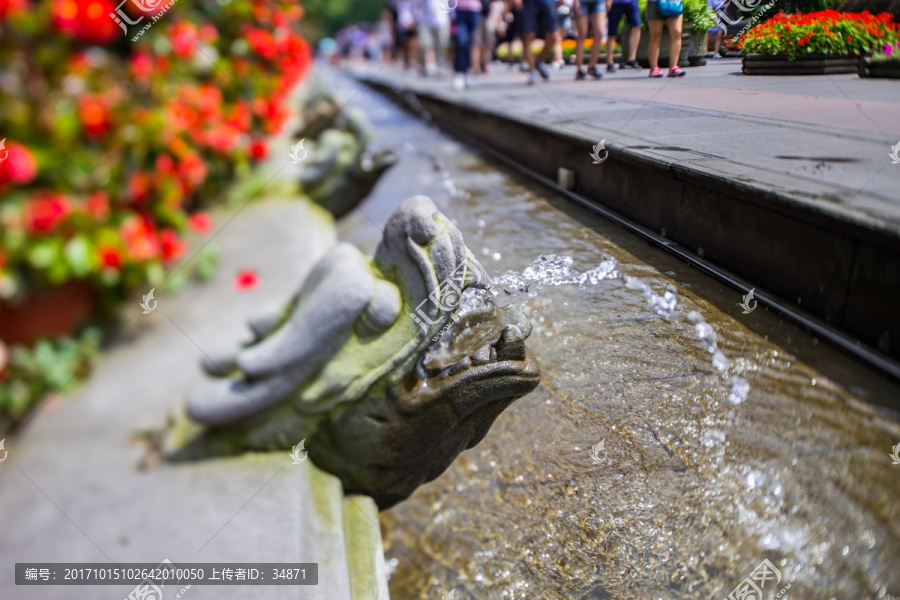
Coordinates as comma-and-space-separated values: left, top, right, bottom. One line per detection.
739, 10, 900, 59
0, 0, 311, 308
0, 0, 311, 427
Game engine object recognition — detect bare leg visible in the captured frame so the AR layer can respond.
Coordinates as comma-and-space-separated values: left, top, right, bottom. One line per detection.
544, 30, 560, 64
589, 12, 605, 67
648, 19, 663, 69
628, 25, 641, 62
606, 34, 616, 65
524, 31, 536, 71
575, 14, 587, 69
668, 15, 683, 69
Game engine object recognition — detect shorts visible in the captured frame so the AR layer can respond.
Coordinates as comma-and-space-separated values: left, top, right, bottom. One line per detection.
419, 24, 449, 52
504, 9, 523, 41
522, 0, 559, 35
645, 1, 671, 21
580, 0, 607, 15
608, 0, 641, 32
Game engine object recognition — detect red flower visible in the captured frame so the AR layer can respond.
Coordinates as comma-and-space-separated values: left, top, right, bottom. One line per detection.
131, 52, 154, 81
0, 141, 38, 186
78, 95, 111, 139
156, 154, 176, 174
847, 35, 853, 41
121, 216, 160, 261
0, 0, 27, 20
170, 22, 198, 59
249, 139, 268, 160
53, 0, 120, 44
159, 228, 186, 263
233, 269, 258, 290
199, 23, 218, 44
128, 172, 153, 203
25, 193, 70, 233
189, 212, 212, 234
84, 191, 110, 221
98, 245, 122, 269
798, 37, 808, 45
177, 154, 207, 192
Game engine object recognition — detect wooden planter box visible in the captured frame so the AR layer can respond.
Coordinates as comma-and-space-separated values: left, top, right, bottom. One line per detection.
620, 23, 708, 68
0, 281, 95, 345
742, 53, 859, 75
858, 56, 900, 78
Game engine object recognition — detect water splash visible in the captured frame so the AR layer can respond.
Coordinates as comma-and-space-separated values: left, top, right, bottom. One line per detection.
449, 254, 748, 409
490, 254, 619, 310
623, 275, 678, 318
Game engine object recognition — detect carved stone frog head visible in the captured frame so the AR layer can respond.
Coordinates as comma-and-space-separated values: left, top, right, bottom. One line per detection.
174, 196, 541, 509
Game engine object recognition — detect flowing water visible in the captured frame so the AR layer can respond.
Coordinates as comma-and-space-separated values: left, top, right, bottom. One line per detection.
326, 69, 900, 600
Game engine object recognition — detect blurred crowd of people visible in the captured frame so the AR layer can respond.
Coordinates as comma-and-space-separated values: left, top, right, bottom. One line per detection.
325, 0, 722, 87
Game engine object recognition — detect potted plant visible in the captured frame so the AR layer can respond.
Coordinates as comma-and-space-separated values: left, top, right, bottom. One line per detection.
0, 0, 312, 342
739, 10, 900, 74
859, 40, 900, 77
620, 0, 718, 67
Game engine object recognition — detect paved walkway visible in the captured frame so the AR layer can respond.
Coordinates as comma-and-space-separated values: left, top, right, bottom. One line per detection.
350, 58, 900, 233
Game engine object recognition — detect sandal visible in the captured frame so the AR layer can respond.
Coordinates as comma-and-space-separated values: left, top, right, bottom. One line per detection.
668, 66, 686, 77
649, 67, 663, 78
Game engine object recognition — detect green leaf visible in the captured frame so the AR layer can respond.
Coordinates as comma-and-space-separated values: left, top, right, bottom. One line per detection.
27, 238, 62, 269
64, 235, 96, 277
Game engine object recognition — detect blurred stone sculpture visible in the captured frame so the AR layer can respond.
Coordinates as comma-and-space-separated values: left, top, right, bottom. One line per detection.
174, 196, 541, 509
293, 81, 342, 140
299, 108, 397, 219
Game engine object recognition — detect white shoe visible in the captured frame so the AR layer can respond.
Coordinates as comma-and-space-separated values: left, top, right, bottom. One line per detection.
452, 74, 465, 91
552, 60, 565, 70
464, 74, 471, 89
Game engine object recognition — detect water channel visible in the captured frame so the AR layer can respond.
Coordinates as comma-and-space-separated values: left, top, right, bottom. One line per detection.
325, 69, 900, 600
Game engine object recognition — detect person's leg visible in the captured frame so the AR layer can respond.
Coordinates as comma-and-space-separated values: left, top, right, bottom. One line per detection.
522, 2, 538, 75
628, 26, 641, 62
647, 19, 663, 70
667, 14, 682, 69
589, 11, 604, 67
537, 0, 558, 75
544, 29, 560, 65
456, 12, 472, 73
422, 27, 437, 75
436, 25, 449, 73
575, 14, 587, 71
606, 5, 620, 66
713, 29, 723, 54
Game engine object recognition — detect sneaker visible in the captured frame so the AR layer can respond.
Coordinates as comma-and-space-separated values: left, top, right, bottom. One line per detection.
711, 53, 723, 59
668, 66, 686, 77
464, 74, 472, 88
527, 69, 538, 85
452, 73, 466, 91
586, 65, 602, 79
649, 66, 663, 78
551, 60, 565, 71
606, 63, 617, 73
536, 61, 550, 80
575, 68, 586, 80
624, 59, 642, 70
